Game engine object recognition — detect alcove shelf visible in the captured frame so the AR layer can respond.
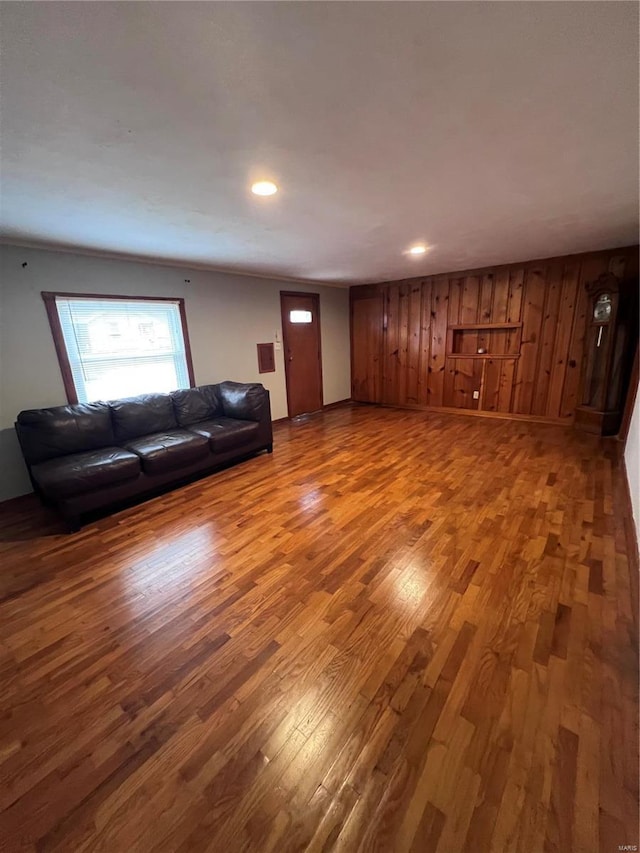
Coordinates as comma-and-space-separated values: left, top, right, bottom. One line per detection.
445, 353, 521, 360
448, 322, 522, 331
447, 322, 522, 357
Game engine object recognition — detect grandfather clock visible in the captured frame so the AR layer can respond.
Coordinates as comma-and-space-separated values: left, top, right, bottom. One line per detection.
574, 272, 638, 435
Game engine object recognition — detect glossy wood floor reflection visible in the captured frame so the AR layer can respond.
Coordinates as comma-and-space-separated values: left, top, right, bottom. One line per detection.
0, 404, 637, 852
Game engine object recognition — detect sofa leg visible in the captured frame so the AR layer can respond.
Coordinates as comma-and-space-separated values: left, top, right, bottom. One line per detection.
266, 443, 273, 454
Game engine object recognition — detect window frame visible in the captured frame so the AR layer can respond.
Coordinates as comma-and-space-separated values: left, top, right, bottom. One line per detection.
42, 291, 196, 405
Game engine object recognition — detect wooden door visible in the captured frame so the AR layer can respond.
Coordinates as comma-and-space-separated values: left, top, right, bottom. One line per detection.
351, 295, 383, 402
281, 292, 323, 417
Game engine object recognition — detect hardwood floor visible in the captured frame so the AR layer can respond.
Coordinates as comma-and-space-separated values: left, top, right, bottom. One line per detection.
0, 403, 637, 852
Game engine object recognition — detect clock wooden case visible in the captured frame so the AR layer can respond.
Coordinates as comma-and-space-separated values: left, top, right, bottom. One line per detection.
574, 272, 639, 435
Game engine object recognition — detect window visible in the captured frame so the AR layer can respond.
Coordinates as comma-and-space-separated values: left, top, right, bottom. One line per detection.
289, 309, 313, 324
42, 293, 194, 404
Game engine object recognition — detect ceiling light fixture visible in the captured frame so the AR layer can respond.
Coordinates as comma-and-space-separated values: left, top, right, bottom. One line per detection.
408, 244, 428, 255
251, 180, 278, 196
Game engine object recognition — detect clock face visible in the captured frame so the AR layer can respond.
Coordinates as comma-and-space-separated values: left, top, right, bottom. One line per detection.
593, 293, 612, 323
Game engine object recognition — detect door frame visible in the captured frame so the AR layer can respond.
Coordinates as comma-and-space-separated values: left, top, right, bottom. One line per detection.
280, 291, 324, 417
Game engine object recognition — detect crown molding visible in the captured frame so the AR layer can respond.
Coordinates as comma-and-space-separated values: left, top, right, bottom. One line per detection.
0, 237, 350, 289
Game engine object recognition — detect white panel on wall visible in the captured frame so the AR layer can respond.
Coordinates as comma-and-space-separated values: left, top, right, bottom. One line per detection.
625, 388, 640, 541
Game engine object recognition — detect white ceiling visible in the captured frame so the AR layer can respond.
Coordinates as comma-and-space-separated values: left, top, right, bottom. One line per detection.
1, 2, 638, 286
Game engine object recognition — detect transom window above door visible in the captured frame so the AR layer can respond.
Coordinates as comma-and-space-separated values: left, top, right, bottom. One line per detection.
42, 292, 195, 404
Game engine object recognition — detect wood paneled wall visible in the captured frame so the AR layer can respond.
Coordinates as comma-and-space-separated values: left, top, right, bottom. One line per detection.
350, 246, 638, 422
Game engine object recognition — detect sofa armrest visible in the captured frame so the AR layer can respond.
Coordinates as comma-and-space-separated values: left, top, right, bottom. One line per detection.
217, 381, 270, 424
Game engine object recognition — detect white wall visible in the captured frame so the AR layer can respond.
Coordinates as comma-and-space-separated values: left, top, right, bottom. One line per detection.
0, 244, 351, 500
625, 387, 640, 541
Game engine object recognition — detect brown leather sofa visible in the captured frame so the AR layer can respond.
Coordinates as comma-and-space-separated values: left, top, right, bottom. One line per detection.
15, 381, 272, 530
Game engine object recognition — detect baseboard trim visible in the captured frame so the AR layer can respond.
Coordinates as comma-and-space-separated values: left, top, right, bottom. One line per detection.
272, 399, 352, 425
354, 400, 572, 427
323, 398, 352, 411
0, 491, 37, 511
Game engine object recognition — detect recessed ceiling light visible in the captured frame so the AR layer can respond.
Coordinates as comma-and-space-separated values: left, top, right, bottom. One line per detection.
408, 244, 428, 255
251, 180, 278, 196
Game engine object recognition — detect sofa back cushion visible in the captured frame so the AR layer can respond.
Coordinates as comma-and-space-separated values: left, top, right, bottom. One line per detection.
218, 381, 267, 422
110, 393, 177, 442
16, 402, 115, 465
171, 385, 221, 426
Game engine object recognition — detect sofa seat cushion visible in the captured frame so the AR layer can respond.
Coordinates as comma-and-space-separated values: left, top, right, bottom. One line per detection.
187, 417, 260, 453
123, 430, 209, 474
31, 448, 141, 498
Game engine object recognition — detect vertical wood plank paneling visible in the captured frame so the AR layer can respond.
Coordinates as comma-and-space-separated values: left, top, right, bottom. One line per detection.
455, 358, 474, 409
483, 358, 501, 412
546, 261, 580, 418
443, 356, 456, 407
506, 268, 525, 323
490, 269, 510, 354
406, 282, 423, 404
513, 266, 546, 414
498, 359, 517, 412
472, 358, 484, 409
479, 273, 494, 353
351, 295, 383, 402
531, 262, 562, 415
608, 254, 628, 279
492, 269, 510, 323
445, 358, 481, 410
461, 276, 481, 353
397, 283, 410, 405
383, 285, 400, 405
506, 267, 525, 356
561, 256, 608, 419
449, 278, 464, 326
417, 281, 432, 406
428, 278, 448, 408
622, 247, 639, 280
484, 358, 517, 413
461, 276, 481, 322
559, 284, 589, 419
480, 273, 494, 323
352, 246, 638, 423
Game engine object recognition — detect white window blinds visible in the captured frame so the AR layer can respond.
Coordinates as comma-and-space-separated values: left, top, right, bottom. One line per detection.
54, 296, 191, 403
